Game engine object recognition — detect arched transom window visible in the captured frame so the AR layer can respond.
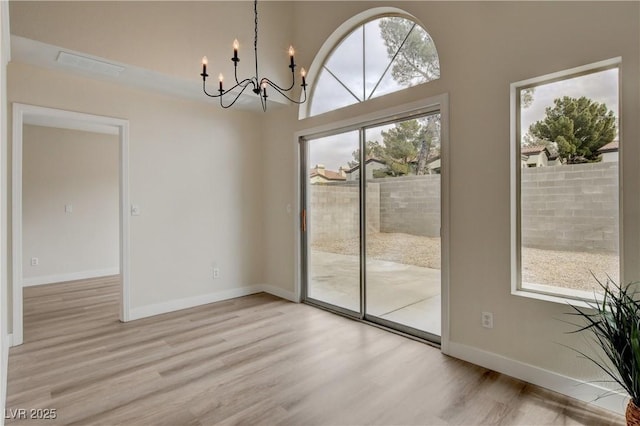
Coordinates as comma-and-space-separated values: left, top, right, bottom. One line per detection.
309, 16, 440, 117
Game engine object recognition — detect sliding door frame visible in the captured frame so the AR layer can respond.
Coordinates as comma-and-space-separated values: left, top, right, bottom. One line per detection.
295, 94, 450, 351
299, 128, 363, 319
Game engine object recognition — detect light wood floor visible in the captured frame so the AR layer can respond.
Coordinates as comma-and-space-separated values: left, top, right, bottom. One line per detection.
6, 277, 623, 425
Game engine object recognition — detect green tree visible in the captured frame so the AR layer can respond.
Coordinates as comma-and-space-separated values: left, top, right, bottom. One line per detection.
348, 140, 384, 168
379, 17, 440, 85
349, 118, 440, 177
529, 96, 616, 163
375, 117, 440, 177
382, 120, 422, 163
378, 120, 421, 176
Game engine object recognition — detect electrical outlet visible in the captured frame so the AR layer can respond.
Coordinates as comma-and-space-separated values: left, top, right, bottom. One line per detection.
213, 268, 220, 279
482, 311, 494, 329
30, 257, 39, 266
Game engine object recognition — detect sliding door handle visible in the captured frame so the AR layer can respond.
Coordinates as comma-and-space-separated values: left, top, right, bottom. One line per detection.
301, 209, 307, 232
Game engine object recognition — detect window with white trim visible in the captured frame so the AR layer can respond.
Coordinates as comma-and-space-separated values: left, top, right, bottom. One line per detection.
512, 59, 620, 301
309, 16, 440, 117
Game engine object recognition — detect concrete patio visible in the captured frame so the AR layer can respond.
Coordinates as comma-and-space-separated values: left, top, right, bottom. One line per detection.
308, 250, 441, 336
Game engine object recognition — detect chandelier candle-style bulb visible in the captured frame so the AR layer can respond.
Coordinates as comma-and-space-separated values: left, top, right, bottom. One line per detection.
199, 0, 308, 111
289, 46, 295, 68
201, 56, 208, 80
233, 39, 239, 62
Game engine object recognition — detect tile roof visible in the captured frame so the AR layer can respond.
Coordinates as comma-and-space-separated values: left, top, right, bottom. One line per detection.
598, 140, 619, 153
310, 167, 346, 181
521, 145, 548, 155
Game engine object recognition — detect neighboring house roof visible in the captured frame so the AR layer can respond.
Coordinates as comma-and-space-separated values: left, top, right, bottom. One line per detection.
309, 166, 346, 181
598, 140, 619, 154
521, 145, 549, 155
522, 145, 552, 165
426, 158, 441, 170
346, 157, 386, 173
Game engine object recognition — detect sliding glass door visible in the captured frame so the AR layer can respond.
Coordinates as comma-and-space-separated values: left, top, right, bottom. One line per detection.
304, 130, 361, 314
302, 112, 442, 342
364, 114, 441, 338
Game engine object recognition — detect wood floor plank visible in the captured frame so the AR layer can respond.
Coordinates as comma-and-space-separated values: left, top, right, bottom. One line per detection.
6, 277, 623, 425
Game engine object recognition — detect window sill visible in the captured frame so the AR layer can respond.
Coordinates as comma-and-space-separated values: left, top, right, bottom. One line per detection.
512, 282, 602, 309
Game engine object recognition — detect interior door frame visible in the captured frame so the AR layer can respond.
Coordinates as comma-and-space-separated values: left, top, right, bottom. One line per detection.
11, 103, 131, 346
294, 94, 450, 351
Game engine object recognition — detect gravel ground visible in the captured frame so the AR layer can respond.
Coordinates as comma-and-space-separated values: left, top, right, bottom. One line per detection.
312, 232, 619, 292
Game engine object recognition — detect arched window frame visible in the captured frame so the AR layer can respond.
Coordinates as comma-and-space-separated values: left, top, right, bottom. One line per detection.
300, 8, 440, 119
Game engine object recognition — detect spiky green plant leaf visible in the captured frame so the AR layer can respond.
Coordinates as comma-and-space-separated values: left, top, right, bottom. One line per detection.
567, 277, 640, 405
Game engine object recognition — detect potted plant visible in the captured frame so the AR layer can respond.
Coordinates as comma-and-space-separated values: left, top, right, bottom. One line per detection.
567, 277, 640, 425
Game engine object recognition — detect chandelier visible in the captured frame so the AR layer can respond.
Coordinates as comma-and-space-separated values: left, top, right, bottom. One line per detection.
200, 0, 308, 111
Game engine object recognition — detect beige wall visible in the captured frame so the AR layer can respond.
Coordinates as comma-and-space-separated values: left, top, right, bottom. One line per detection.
2, 0, 639, 412
22, 125, 119, 282
262, 0, 640, 385
8, 1, 294, 87
9, 62, 265, 311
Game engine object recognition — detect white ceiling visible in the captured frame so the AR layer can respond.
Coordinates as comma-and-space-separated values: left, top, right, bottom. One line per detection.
10, 35, 288, 113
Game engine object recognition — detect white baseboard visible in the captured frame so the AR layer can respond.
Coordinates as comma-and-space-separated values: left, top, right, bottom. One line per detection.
127, 284, 298, 322
22, 268, 120, 287
259, 284, 298, 302
129, 285, 264, 321
447, 341, 628, 416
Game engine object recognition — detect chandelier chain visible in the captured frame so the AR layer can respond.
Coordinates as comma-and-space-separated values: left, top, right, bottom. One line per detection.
254, 0, 259, 86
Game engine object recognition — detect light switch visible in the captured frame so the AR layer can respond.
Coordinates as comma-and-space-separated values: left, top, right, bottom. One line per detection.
131, 204, 141, 216
65, 204, 73, 213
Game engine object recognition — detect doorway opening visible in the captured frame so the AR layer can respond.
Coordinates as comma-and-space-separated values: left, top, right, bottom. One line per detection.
11, 103, 130, 346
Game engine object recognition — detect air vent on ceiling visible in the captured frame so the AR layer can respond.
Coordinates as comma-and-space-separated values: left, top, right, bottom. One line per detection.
56, 51, 125, 78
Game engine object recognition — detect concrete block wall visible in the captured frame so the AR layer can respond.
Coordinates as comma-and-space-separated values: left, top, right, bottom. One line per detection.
521, 162, 619, 253
376, 175, 441, 237
309, 163, 617, 254
309, 182, 380, 242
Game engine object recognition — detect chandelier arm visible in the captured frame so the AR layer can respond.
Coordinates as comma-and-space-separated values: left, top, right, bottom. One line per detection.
203, 78, 255, 98
235, 78, 256, 90
260, 67, 296, 92
202, 81, 222, 98
250, 77, 259, 92
262, 79, 307, 104
220, 84, 252, 109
